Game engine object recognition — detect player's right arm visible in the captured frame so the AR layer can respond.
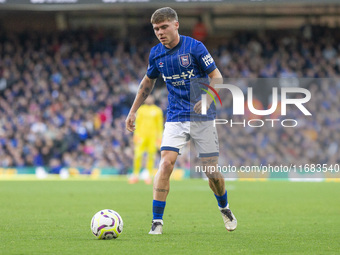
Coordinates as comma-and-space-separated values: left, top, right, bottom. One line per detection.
126, 75, 156, 132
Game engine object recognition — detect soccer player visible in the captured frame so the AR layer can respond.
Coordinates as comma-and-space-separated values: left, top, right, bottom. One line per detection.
125, 7, 237, 234
129, 95, 163, 184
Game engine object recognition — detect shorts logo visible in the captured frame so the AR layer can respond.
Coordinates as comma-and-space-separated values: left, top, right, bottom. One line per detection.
159, 62, 164, 68
179, 54, 191, 68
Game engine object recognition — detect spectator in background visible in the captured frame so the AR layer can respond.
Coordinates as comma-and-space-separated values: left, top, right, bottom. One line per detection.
192, 16, 208, 43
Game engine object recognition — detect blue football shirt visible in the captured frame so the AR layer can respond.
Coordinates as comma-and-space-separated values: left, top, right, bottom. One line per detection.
146, 35, 217, 122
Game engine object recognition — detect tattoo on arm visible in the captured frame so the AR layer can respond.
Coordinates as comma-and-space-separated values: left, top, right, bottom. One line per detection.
154, 188, 169, 193
138, 83, 151, 100
142, 87, 151, 99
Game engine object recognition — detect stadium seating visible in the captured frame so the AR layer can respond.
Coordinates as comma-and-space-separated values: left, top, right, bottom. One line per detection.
0, 26, 339, 171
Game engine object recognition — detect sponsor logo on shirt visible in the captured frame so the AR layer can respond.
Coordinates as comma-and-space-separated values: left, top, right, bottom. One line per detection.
202, 53, 214, 67
162, 70, 195, 85
172, 80, 186, 86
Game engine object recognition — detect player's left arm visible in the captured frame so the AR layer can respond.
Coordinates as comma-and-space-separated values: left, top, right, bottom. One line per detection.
193, 68, 223, 114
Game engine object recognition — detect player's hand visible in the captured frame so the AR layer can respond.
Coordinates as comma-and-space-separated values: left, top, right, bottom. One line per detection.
194, 100, 210, 114
125, 112, 136, 132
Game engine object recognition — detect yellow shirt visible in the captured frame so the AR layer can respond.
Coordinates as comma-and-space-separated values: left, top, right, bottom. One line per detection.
134, 104, 163, 140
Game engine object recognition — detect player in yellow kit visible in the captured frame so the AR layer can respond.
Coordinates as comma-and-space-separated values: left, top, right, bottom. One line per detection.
129, 95, 164, 184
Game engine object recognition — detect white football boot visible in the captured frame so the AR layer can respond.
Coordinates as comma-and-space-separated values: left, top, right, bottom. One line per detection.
220, 205, 237, 231
148, 220, 163, 235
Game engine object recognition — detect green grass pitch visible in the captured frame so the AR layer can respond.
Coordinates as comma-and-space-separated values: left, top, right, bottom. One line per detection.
0, 179, 339, 255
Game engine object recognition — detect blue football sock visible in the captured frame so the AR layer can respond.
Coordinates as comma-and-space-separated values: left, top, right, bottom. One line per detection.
215, 191, 228, 208
153, 200, 166, 220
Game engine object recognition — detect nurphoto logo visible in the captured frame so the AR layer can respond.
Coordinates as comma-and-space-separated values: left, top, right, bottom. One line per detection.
201, 84, 312, 128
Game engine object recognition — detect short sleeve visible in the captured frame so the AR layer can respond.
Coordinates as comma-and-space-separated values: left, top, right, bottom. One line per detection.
195, 42, 217, 75
146, 50, 160, 79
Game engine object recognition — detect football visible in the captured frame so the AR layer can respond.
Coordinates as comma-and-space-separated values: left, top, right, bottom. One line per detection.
91, 209, 123, 240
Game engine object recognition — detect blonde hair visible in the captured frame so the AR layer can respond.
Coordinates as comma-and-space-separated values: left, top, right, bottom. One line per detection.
151, 7, 178, 24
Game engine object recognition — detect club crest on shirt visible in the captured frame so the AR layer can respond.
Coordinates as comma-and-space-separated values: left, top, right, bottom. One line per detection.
179, 54, 191, 68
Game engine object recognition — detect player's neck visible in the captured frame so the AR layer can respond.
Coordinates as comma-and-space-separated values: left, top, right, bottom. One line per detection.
165, 34, 180, 49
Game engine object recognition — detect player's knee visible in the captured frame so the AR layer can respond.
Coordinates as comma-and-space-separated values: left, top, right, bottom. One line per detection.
160, 159, 174, 171
158, 160, 174, 179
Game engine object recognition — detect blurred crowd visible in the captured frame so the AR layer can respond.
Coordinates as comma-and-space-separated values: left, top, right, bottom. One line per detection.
0, 23, 339, 172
